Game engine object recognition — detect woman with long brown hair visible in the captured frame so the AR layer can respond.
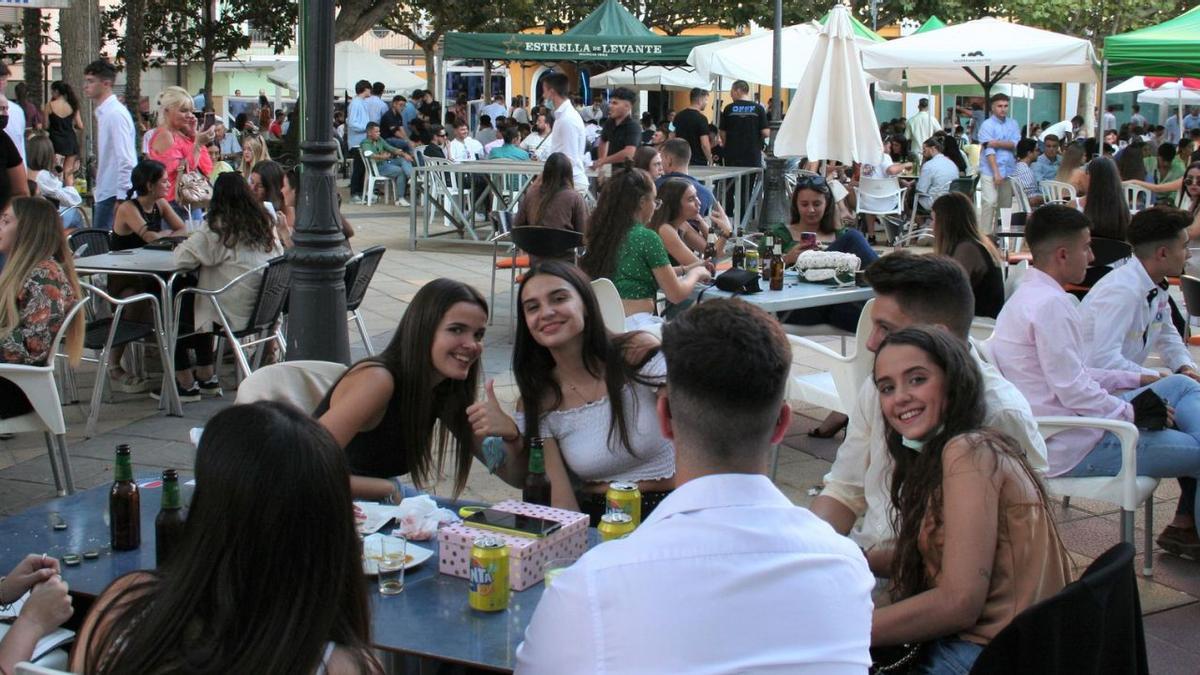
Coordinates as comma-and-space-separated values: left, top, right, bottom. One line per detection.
0, 196, 83, 418
931, 192, 1005, 318
868, 327, 1070, 672
647, 177, 711, 267
512, 152, 587, 233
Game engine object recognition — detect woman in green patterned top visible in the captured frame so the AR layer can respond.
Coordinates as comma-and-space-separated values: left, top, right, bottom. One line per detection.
580, 167, 710, 327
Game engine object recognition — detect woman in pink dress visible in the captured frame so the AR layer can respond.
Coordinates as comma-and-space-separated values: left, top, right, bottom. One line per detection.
148, 86, 214, 220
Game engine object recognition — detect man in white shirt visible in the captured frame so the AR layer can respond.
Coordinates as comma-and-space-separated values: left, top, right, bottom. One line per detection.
516, 299, 873, 674
905, 97, 942, 149
540, 72, 588, 193
914, 137, 958, 210
480, 93, 506, 124
519, 110, 552, 160
83, 59, 135, 231
1130, 104, 1148, 130
0, 62, 26, 160
347, 80, 372, 203
447, 120, 486, 212
1081, 207, 1200, 555
811, 252, 1047, 550
1103, 105, 1117, 135
366, 82, 388, 125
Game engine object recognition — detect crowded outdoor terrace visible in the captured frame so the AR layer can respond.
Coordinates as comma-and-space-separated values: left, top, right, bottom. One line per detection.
1, 1, 1199, 673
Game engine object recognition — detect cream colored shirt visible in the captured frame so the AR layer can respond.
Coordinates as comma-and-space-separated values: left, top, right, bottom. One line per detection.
173, 225, 283, 332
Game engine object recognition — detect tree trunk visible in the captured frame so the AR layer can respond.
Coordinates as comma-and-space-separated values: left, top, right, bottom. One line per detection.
423, 43, 437, 98
202, 0, 214, 112
59, 0, 100, 181
334, 0, 395, 42
124, 0, 146, 147
482, 60, 492, 104
22, 9, 43, 104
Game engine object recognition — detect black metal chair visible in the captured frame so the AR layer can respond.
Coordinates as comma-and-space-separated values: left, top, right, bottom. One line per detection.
1074, 237, 1133, 297
67, 228, 111, 258
490, 225, 584, 327
969, 543, 1149, 674
344, 245, 386, 355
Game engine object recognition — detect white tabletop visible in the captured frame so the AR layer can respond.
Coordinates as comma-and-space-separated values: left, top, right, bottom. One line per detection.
75, 249, 193, 275
693, 271, 874, 312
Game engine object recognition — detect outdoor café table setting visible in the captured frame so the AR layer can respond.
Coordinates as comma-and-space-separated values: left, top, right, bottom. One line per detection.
0, 467, 601, 672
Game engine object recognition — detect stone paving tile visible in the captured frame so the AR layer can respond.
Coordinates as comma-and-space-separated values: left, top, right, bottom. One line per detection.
1146, 634, 1200, 675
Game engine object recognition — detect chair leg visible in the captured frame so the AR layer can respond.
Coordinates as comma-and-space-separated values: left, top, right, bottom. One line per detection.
354, 312, 375, 355
1143, 499, 1154, 577
86, 346, 112, 438
1120, 508, 1135, 546
489, 246, 499, 327
55, 434, 76, 495
1062, 496, 1070, 510
43, 432, 65, 497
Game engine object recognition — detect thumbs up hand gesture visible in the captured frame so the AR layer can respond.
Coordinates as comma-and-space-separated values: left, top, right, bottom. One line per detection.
467, 379, 520, 441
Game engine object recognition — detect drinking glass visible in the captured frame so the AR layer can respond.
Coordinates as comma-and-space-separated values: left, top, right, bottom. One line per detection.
378, 535, 407, 595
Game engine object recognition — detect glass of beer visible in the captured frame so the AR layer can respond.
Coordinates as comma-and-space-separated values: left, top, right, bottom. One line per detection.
378, 534, 407, 595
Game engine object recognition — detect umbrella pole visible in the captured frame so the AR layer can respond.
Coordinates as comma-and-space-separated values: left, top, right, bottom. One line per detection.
1098, 59, 1108, 140
1026, 83, 1031, 135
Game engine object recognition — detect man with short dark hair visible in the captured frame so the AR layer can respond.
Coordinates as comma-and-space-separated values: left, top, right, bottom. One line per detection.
992, 205, 1200, 555
657, 139, 725, 228
517, 299, 873, 673
905, 97, 942, 148
1033, 134, 1061, 183
541, 72, 587, 192
811, 252, 1046, 547
84, 59, 135, 230
1103, 105, 1118, 134
594, 87, 641, 170
1130, 104, 1148, 129
487, 126, 529, 161
978, 93, 1020, 232
914, 137, 957, 210
402, 90, 421, 134
480, 92, 506, 124
719, 80, 768, 169
475, 114, 497, 146
672, 87, 712, 166
381, 95, 408, 146
520, 110, 553, 160
1012, 137, 1045, 207
367, 81, 388, 124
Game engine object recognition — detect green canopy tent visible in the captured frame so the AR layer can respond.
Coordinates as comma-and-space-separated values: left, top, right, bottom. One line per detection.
442, 0, 718, 63
914, 16, 946, 34
1099, 6, 1200, 135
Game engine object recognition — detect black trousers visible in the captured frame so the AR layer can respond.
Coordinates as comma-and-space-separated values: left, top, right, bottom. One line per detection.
350, 147, 365, 197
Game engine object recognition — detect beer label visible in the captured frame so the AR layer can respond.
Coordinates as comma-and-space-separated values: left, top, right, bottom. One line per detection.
469, 560, 496, 595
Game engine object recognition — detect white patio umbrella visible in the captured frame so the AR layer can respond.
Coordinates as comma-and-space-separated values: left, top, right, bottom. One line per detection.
589, 66, 712, 91
267, 42, 424, 96
860, 17, 1098, 95
774, 4, 881, 164
1137, 85, 1200, 106
687, 24, 822, 88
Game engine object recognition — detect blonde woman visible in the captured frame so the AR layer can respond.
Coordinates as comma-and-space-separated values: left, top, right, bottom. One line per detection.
240, 133, 270, 183
147, 86, 214, 214
0, 196, 83, 417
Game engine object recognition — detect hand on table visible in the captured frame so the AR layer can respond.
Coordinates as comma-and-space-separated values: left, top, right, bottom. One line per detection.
2, 554, 60, 603
466, 379, 518, 441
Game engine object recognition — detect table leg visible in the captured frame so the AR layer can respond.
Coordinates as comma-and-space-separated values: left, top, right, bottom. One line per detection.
160, 275, 183, 417
409, 168, 420, 251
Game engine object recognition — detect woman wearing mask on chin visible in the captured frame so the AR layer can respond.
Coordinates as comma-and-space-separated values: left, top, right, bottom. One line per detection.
468, 261, 674, 525
316, 279, 526, 501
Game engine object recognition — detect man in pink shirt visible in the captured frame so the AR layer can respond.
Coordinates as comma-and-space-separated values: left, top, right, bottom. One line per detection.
990, 204, 1200, 555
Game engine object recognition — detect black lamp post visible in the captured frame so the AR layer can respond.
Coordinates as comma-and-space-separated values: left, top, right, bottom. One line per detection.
761, 0, 790, 229
286, 0, 351, 363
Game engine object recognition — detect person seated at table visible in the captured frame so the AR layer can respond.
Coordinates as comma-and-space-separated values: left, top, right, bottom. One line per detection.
249, 160, 292, 248
70, 401, 383, 674
1054, 141, 1088, 199
912, 136, 959, 212
0, 197, 83, 419
512, 152, 587, 234
1081, 156, 1131, 241
933, 130, 968, 174
1082, 207, 1200, 557
316, 279, 526, 501
283, 169, 354, 242
112, 160, 188, 250
204, 141, 235, 181
238, 132, 270, 183
1012, 138, 1046, 208
810, 252, 1046, 548
164, 173, 283, 402
515, 298, 874, 673
0, 554, 72, 673
648, 177, 713, 268
632, 145, 663, 180
24, 131, 84, 231
487, 126, 529, 161
1130, 153, 1192, 208
931, 192, 1005, 318
359, 121, 414, 208
992, 205, 1200, 557
655, 139, 731, 236
578, 166, 710, 330
868, 326, 1071, 672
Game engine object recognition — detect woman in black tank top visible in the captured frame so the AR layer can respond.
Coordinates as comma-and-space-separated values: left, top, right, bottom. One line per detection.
314, 279, 526, 501
112, 159, 188, 250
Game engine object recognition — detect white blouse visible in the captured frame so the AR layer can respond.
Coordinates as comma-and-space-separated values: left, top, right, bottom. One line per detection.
515, 352, 675, 484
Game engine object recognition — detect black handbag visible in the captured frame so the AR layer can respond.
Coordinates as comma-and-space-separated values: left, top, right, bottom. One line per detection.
713, 268, 761, 294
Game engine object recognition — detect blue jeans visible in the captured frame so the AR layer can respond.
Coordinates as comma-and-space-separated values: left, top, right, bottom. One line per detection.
375, 158, 414, 200
914, 638, 984, 675
93, 196, 117, 231
782, 229, 879, 332
829, 228, 880, 265
1065, 374, 1200, 524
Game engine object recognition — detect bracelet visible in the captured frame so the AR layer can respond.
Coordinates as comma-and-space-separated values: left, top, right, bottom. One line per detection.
481, 436, 508, 475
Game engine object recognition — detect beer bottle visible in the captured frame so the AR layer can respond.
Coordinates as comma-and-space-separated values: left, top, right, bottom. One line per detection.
522, 438, 552, 506
761, 234, 775, 281
769, 244, 785, 291
703, 232, 718, 265
110, 444, 140, 551
731, 229, 746, 269
155, 469, 186, 567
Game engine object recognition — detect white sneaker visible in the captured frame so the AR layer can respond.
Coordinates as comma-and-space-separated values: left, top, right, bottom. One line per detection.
396, 197, 411, 207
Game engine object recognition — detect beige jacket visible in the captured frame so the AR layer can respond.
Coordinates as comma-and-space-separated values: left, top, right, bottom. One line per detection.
173, 227, 283, 332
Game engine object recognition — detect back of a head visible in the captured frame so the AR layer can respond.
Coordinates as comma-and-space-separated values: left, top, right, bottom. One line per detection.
355, 79, 371, 95
1016, 137, 1038, 159
1083, 156, 1131, 240
661, 300, 792, 465
731, 80, 750, 96
689, 87, 707, 104
372, 82, 384, 96
1128, 206, 1190, 259
865, 251, 974, 340
660, 138, 691, 167
479, 114, 491, 127
922, 137, 941, 154
1025, 203, 1091, 262
581, 167, 653, 281
25, 132, 56, 172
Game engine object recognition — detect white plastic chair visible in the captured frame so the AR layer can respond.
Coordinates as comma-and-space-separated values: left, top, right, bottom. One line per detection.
0, 297, 89, 495
1004, 258, 1029, 300
1039, 179, 1077, 205
361, 154, 395, 206
1121, 181, 1152, 214
855, 177, 907, 243
785, 299, 874, 416
590, 278, 625, 335
422, 156, 470, 230
969, 316, 996, 343
974, 339, 1157, 576
15, 662, 72, 675
234, 360, 348, 412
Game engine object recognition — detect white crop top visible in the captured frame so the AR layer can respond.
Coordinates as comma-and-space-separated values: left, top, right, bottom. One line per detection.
514, 352, 675, 484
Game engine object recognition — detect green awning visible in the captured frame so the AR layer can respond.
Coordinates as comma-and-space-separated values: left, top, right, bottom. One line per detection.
915, 16, 946, 33
1103, 6, 1200, 78
443, 0, 719, 63
818, 10, 885, 42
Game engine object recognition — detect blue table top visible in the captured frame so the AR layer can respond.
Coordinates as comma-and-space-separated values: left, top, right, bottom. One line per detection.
693, 270, 874, 312
0, 478, 593, 672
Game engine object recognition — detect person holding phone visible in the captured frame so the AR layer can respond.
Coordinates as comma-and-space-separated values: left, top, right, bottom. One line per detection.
147, 86, 214, 218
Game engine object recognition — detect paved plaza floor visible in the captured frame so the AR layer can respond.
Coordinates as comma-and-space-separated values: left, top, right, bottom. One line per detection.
1, 195, 1198, 671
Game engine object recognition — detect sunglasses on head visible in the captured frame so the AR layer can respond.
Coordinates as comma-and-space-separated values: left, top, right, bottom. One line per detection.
796, 175, 829, 190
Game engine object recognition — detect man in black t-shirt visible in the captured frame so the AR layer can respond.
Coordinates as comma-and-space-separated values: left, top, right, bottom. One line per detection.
595, 87, 641, 171
719, 80, 769, 168
673, 88, 712, 166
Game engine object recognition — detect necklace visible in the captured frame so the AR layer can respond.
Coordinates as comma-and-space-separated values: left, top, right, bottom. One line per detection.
564, 378, 603, 405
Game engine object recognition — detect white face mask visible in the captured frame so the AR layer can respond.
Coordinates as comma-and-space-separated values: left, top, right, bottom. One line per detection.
900, 425, 944, 452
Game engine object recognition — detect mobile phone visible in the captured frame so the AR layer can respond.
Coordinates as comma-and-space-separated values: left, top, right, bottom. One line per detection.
464, 508, 562, 538
800, 232, 817, 245
202, 112, 215, 131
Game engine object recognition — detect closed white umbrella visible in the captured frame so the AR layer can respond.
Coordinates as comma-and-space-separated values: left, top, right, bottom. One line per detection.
589, 66, 712, 91
774, 5, 881, 164
268, 42, 424, 96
